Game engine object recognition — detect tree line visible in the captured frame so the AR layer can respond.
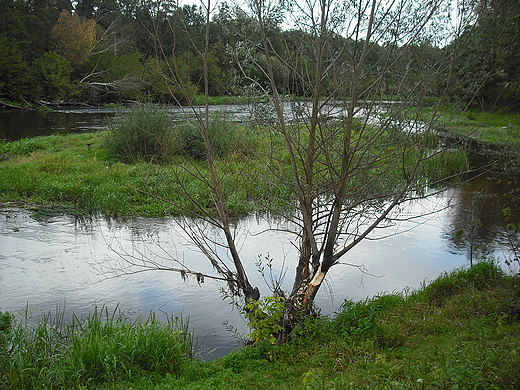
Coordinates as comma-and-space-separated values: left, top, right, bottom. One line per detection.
0, 0, 518, 110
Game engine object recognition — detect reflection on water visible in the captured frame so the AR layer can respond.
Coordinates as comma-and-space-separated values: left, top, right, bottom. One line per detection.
0, 105, 254, 141
444, 175, 520, 267
1, 179, 519, 359
0, 107, 114, 140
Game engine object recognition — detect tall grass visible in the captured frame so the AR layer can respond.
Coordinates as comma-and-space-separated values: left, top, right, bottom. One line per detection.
0, 306, 193, 389
103, 104, 174, 163
103, 105, 253, 162
173, 111, 247, 159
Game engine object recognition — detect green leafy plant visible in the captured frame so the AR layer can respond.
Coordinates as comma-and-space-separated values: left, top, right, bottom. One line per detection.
245, 296, 285, 345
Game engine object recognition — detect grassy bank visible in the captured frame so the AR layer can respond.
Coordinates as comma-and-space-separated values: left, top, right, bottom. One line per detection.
0, 131, 287, 218
0, 132, 169, 217
1, 261, 519, 389
434, 109, 520, 146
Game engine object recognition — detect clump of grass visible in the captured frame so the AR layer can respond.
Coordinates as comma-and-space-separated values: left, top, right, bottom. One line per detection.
331, 293, 406, 348
103, 105, 253, 163
103, 104, 174, 163
173, 112, 244, 159
0, 134, 65, 160
415, 259, 506, 306
0, 306, 193, 389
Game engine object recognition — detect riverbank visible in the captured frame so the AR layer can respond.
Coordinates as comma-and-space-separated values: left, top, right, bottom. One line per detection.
434, 109, 520, 175
0, 131, 278, 217
2, 261, 519, 389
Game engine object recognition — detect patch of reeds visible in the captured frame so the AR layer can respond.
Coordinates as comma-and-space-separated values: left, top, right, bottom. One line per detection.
0, 305, 193, 389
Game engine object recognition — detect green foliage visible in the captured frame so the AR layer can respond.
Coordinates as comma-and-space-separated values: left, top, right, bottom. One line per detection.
448, 0, 520, 111
436, 109, 520, 146
0, 134, 64, 158
103, 104, 174, 163
0, 131, 281, 217
81, 52, 145, 101
419, 149, 469, 182
0, 306, 192, 389
415, 260, 505, 306
0, 35, 33, 101
143, 56, 199, 103
34, 51, 73, 99
173, 112, 243, 159
332, 294, 405, 348
245, 296, 285, 344
104, 106, 248, 164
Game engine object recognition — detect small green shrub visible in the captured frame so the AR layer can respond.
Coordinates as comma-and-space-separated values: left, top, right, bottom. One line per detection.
245, 296, 285, 345
173, 112, 242, 159
103, 104, 174, 163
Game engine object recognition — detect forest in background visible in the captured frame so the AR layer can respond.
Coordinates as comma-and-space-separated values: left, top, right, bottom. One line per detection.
0, 0, 518, 110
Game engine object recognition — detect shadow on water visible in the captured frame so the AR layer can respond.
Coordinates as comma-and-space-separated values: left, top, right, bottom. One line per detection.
0, 105, 253, 141
0, 107, 116, 140
445, 174, 520, 267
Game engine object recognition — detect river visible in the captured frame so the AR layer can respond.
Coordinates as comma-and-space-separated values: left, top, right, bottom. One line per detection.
0, 104, 256, 141
1, 106, 519, 360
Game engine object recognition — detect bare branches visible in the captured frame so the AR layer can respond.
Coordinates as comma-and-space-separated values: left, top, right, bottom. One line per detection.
93, 228, 236, 284
101, 0, 475, 340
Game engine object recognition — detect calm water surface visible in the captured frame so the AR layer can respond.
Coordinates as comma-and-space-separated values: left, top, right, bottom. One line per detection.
1, 180, 518, 359
0, 105, 254, 141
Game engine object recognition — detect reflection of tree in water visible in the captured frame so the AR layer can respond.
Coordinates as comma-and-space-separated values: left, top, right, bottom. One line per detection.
445, 175, 520, 266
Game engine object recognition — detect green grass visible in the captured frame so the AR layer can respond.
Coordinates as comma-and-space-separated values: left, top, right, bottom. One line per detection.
2, 261, 519, 389
0, 130, 284, 218
436, 109, 520, 146
0, 306, 193, 389
0, 105, 471, 219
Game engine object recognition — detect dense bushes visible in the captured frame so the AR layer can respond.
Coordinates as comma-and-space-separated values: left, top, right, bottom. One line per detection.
103, 104, 247, 163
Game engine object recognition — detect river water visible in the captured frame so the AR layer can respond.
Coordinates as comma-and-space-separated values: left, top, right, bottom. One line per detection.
0, 104, 255, 141
1, 106, 519, 360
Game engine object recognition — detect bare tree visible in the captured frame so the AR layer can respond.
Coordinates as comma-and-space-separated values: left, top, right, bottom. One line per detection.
106, 0, 475, 342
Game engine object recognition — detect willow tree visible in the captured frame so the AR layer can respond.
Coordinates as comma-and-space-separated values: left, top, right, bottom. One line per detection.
108, 0, 474, 342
